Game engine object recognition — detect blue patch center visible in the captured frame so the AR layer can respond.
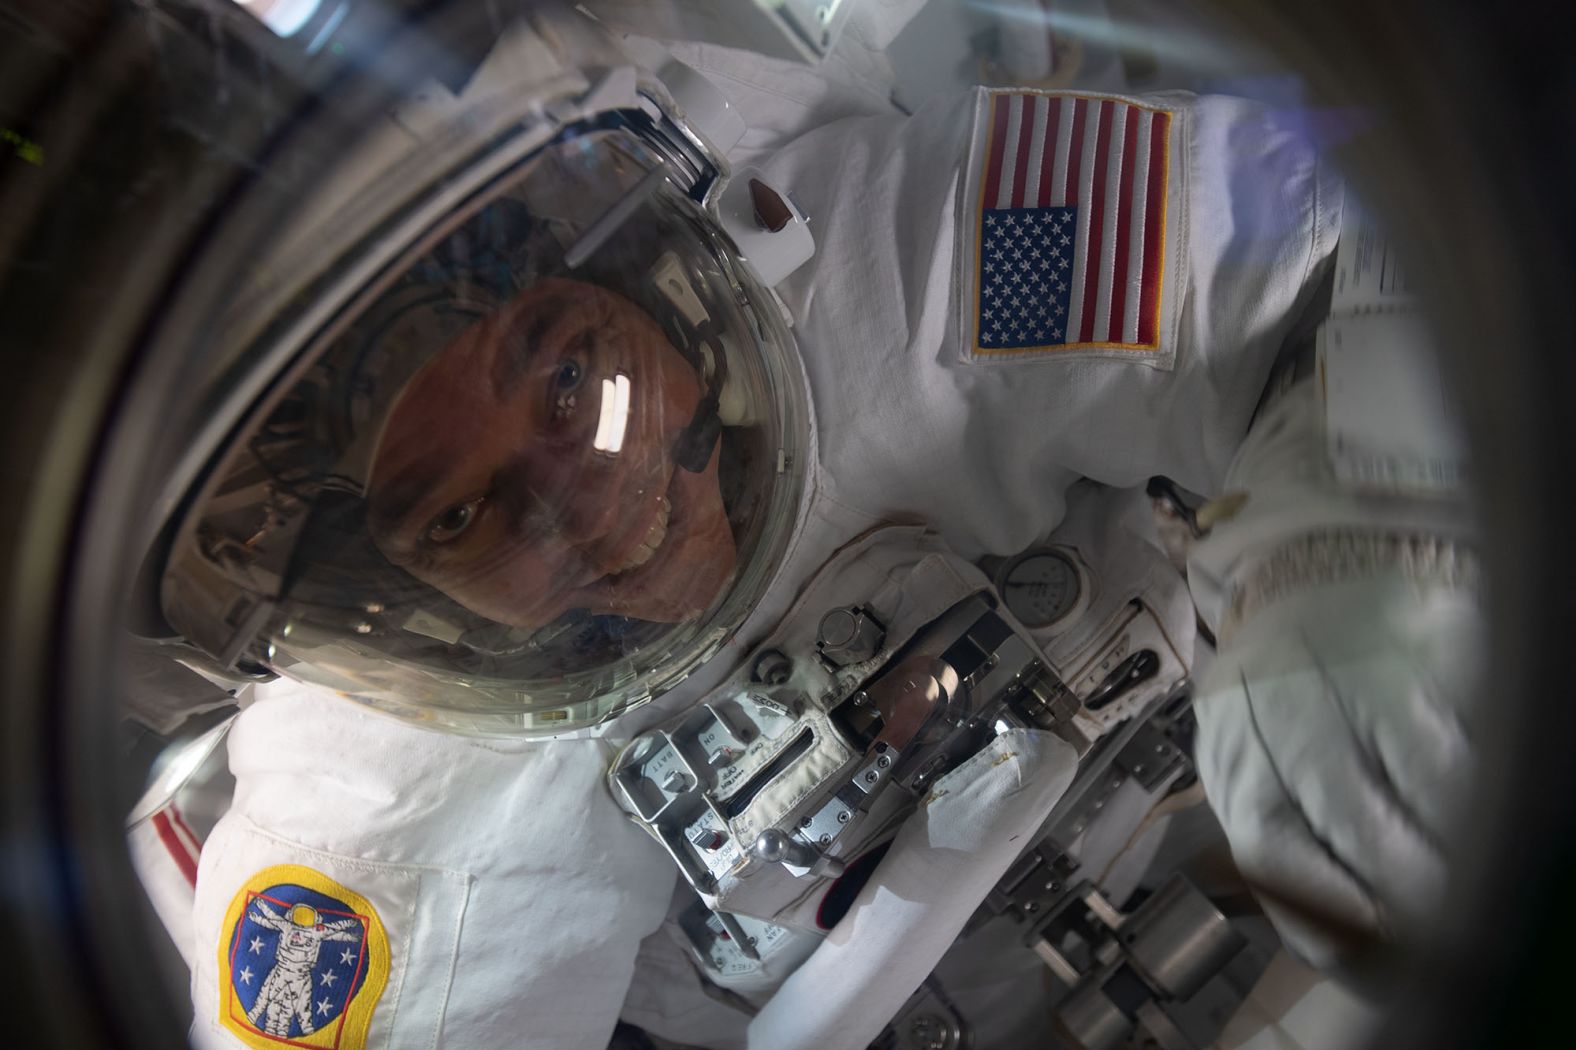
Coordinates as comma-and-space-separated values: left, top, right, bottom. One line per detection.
226, 882, 370, 1040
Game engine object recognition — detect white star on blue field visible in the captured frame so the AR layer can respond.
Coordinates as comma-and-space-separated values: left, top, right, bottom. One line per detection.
980, 206, 1077, 349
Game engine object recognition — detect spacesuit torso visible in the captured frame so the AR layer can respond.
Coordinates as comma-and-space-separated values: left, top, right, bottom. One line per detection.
165, 31, 1346, 1048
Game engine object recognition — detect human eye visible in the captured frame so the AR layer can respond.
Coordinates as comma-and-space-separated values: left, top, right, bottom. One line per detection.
554, 358, 584, 391
424, 496, 485, 545
550, 358, 585, 421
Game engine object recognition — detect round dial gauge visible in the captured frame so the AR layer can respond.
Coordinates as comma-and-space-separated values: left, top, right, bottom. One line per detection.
998, 549, 1083, 628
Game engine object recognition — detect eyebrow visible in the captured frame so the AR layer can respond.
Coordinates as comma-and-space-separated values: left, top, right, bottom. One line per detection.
490, 311, 557, 400
369, 468, 447, 543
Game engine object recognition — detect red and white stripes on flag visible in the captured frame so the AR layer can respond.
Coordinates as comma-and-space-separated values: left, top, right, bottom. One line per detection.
979, 92, 1172, 349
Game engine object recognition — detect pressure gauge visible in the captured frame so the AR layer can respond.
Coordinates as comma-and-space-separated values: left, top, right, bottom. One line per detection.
992, 547, 1086, 630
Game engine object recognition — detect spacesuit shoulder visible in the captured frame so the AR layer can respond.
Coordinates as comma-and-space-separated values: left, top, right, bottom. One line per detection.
190, 684, 672, 1048
770, 85, 1338, 547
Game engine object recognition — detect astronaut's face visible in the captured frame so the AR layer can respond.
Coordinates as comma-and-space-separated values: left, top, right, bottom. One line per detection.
368, 278, 736, 629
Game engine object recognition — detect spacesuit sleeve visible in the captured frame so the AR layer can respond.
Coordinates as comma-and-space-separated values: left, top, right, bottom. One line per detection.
185, 681, 673, 1050
1186, 378, 1481, 976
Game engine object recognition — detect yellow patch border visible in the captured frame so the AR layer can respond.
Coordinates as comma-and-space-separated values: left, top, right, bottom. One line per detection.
217, 863, 391, 1050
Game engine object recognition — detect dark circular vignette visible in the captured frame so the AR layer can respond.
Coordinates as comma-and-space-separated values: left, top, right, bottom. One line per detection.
1210, 5, 1576, 1048
1, 1, 1572, 1047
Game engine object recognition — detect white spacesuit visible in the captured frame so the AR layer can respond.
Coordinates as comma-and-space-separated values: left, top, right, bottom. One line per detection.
129, 4, 1479, 1049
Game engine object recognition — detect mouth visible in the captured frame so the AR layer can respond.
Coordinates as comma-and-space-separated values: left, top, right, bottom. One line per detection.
544, 453, 732, 627
610, 493, 672, 576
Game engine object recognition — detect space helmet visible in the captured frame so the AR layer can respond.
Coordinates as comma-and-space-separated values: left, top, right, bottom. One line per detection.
155, 6, 814, 735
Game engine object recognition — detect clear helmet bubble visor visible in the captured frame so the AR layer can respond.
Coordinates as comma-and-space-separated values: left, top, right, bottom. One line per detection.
161, 89, 810, 736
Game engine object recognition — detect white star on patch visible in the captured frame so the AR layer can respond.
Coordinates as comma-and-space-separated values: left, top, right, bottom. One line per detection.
1059, 234, 1071, 247
239, 966, 254, 985
321, 970, 338, 988
317, 998, 334, 1017
249, 937, 265, 955
340, 949, 356, 966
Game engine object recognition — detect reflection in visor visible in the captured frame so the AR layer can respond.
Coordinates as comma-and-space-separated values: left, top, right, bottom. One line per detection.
159, 124, 809, 733
365, 278, 738, 631
229, 0, 326, 39
595, 375, 633, 454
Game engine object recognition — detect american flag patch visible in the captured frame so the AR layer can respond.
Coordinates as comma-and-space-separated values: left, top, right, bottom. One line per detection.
965, 91, 1179, 360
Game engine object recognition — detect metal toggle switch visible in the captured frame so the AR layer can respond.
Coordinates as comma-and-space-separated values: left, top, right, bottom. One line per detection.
752, 828, 846, 877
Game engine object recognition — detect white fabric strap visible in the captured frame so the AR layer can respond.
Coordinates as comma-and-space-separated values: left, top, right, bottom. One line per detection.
745, 728, 1078, 1050
1224, 529, 1478, 641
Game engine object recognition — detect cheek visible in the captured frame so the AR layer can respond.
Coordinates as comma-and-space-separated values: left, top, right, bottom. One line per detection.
459, 526, 552, 582
618, 325, 698, 414
627, 354, 700, 463
657, 347, 702, 417
445, 532, 586, 605
467, 551, 583, 627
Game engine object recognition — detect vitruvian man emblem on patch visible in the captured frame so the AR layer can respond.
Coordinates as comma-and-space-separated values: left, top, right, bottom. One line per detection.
218, 864, 390, 1049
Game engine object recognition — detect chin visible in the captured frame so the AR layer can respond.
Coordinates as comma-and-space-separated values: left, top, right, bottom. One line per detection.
435, 512, 737, 629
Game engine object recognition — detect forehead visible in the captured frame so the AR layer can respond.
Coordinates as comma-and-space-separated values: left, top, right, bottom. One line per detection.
393, 279, 605, 405
366, 340, 516, 532
364, 278, 687, 528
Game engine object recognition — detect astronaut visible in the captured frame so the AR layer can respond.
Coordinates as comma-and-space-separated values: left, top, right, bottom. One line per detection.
135, 3, 1481, 1048
365, 276, 737, 628
244, 902, 362, 1037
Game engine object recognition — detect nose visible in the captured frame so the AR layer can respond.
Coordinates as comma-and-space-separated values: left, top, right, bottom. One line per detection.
498, 441, 620, 545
